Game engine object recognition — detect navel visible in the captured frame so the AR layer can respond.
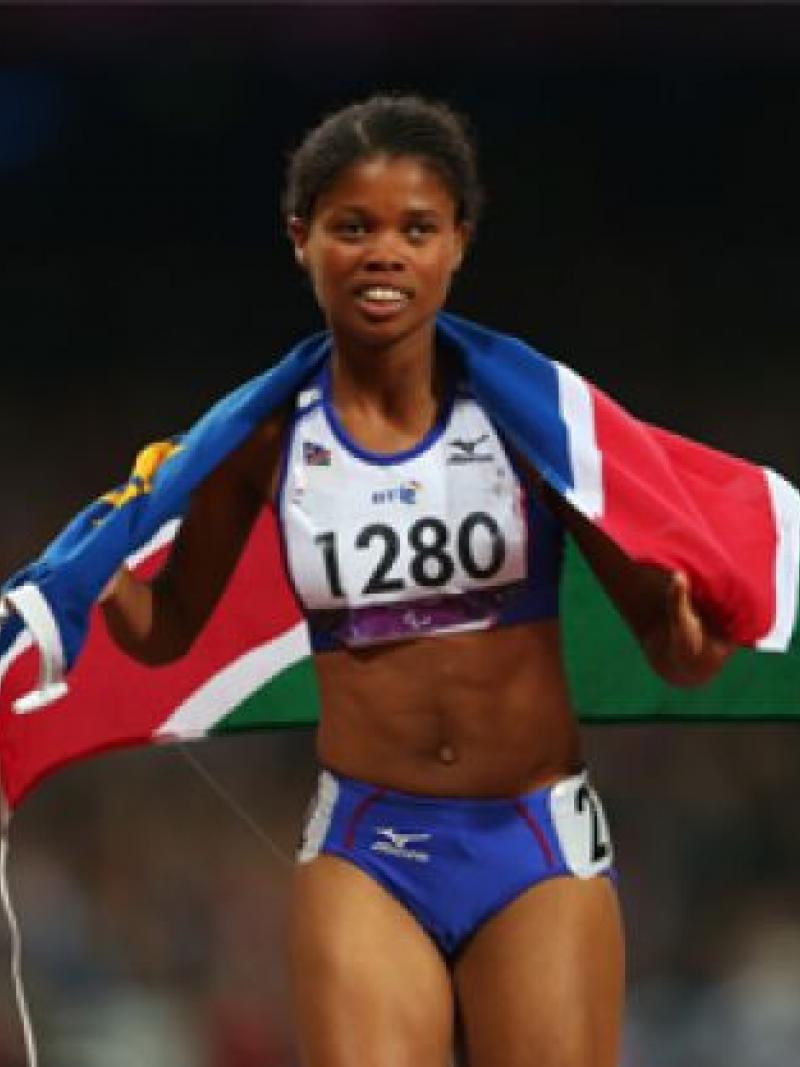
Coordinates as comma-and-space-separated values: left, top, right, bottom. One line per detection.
437, 743, 458, 765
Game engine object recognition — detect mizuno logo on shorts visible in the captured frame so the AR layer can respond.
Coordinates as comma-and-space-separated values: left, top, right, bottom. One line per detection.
371, 827, 431, 862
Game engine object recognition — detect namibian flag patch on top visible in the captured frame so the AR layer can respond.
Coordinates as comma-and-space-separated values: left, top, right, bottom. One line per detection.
303, 440, 331, 467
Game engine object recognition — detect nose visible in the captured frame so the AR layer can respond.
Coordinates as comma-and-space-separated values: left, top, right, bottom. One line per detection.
362, 230, 407, 272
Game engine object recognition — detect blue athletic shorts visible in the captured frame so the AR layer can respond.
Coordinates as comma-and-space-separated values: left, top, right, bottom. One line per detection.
297, 768, 616, 958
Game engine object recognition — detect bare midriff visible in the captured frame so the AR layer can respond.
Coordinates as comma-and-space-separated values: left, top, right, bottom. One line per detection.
252, 411, 581, 799
314, 618, 582, 798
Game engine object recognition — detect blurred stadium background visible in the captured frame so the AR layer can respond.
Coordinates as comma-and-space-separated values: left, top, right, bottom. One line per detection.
1, 4, 800, 1065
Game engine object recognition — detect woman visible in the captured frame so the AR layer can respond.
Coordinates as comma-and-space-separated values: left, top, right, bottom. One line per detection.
100, 96, 732, 1067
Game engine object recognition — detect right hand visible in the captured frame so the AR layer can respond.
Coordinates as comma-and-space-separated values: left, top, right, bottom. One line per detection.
642, 570, 735, 687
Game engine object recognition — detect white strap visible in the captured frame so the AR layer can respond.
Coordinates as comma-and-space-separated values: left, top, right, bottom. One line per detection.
0, 796, 39, 1067
296, 384, 322, 409
2, 585, 69, 713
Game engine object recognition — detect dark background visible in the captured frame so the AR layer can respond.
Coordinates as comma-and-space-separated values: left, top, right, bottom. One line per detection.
1, 6, 800, 1066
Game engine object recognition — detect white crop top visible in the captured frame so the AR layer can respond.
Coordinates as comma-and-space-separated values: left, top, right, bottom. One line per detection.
276, 366, 563, 650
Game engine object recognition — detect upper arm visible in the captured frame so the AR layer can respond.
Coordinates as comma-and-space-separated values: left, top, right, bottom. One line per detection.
153, 410, 286, 644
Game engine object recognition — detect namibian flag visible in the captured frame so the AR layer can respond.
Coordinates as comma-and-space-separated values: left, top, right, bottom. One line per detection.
302, 440, 332, 467
1, 314, 799, 809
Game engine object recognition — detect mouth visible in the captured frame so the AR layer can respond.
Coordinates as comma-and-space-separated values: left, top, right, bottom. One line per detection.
352, 284, 413, 320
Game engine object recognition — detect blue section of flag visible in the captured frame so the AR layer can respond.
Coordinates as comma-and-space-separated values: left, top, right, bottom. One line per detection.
437, 315, 574, 495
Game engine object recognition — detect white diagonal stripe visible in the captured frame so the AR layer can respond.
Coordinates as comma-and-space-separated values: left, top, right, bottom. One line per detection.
126, 518, 182, 569
555, 362, 604, 519
154, 621, 311, 738
756, 468, 800, 652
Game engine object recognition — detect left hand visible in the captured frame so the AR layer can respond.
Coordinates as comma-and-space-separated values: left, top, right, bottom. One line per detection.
644, 570, 736, 687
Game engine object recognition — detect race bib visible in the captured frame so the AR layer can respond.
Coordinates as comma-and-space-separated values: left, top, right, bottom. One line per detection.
549, 773, 614, 879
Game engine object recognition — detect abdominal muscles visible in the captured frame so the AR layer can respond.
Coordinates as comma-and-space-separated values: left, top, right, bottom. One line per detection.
314, 619, 583, 798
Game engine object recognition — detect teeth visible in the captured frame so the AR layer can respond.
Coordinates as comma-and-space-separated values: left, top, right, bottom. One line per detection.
359, 287, 407, 302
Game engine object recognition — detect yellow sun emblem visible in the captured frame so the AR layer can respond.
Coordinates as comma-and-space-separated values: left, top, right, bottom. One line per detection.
100, 440, 184, 510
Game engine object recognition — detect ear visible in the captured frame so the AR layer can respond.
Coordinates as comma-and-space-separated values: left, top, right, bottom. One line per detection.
287, 216, 310, 269
451, 221, 472, 273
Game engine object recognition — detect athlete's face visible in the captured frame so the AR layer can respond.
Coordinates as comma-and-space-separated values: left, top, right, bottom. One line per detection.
288, 155, 469, 349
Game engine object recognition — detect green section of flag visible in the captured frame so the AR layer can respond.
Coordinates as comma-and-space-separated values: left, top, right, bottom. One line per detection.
212, 655, 320, 733
213, 544, 800, 732
562, 541, 800, 721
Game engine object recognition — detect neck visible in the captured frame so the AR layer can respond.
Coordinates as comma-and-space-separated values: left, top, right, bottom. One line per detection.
330, 321, 442, 421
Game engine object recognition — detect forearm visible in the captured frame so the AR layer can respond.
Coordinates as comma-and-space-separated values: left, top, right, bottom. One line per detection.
542, 486, 731, 686
587, 546, 728, 687
100, 569, 193, 666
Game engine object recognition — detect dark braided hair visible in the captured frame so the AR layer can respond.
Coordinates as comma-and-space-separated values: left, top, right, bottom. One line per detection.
284, 94, 483, 226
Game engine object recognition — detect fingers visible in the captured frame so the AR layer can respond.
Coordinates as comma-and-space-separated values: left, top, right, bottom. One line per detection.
668, 572, 702, 657
669, 570, 735, 664
668, 570, 691, 609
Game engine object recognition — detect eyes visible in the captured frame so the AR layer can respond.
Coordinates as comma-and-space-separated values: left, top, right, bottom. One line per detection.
331, 216, 440, 244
